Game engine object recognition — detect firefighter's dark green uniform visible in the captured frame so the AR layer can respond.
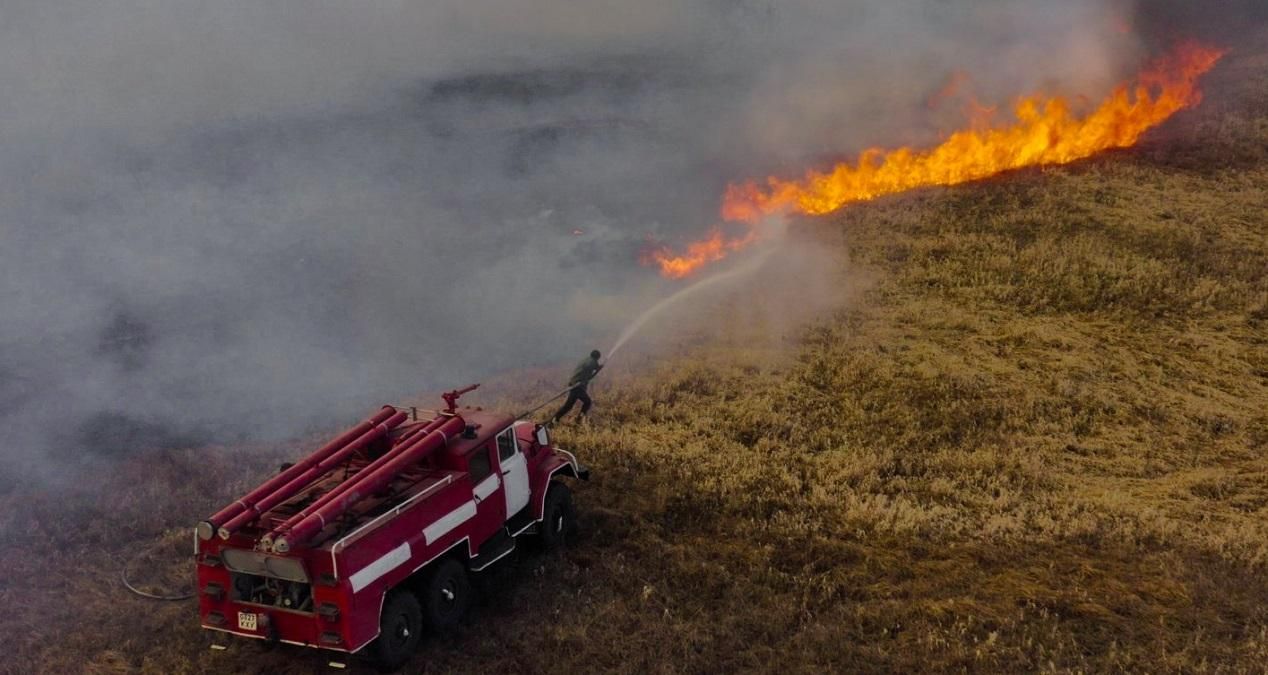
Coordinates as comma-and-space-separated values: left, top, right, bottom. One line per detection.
552, 352, 603, 423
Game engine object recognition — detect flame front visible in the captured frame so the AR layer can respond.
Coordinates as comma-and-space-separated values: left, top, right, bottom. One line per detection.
646, 42, 1225, 278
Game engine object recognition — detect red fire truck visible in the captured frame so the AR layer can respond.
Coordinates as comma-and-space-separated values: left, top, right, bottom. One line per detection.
194, 385, 588, 669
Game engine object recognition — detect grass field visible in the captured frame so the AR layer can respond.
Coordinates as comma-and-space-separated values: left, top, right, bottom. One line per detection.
2, 38, 1266, 674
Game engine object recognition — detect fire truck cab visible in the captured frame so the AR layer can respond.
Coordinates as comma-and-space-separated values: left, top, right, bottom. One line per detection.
194, 390, 588, 669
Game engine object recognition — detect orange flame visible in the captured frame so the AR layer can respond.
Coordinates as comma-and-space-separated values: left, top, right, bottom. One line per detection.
646, 42, 1225, 279
723, 42, 1225, 223
641, 226, 759, 279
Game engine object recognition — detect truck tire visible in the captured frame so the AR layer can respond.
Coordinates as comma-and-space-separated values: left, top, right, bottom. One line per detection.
421, 557, 471, 632
538, 481, 576, 551
368, 589, 422, 672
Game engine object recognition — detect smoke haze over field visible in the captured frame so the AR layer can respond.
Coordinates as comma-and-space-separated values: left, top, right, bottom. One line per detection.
0, 0, 1252, 473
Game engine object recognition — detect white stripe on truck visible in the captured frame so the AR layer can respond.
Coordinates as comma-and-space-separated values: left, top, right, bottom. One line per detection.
424, 501, 477, 545
473, 475, 500, 501
349, 542, 411, 593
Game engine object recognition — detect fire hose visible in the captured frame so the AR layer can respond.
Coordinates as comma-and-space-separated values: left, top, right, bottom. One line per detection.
515, 359, 610, 422
517, 247, 771, 423
515, 386, 573, 420
121, 541, 195, 601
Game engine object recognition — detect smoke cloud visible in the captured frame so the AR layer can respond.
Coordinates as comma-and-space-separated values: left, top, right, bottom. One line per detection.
0, 0, 1242, 475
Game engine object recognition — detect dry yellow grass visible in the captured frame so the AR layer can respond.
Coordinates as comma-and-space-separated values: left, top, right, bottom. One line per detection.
1, 38, 1266, 675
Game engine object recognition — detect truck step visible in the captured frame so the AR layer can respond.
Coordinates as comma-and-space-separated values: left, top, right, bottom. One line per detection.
470, 530, 516, 571
505, 505, 536, 537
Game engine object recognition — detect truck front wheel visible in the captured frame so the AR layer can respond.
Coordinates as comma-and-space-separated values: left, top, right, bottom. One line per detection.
368, 589, 422, 671
421, 557, 471, 632
538, 482, 576, 551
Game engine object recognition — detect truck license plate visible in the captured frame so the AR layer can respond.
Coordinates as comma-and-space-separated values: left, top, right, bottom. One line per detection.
237, 611, 258, 631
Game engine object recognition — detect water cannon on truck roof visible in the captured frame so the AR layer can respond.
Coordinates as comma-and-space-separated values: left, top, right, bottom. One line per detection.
194, 385, 589, 670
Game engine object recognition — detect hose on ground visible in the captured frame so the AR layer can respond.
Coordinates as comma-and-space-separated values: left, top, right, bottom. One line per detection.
121, 540, 195, 601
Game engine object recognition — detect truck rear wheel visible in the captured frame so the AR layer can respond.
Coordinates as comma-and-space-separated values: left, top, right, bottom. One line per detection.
538, 481, 576, 551
368, 589, 422, 672
421, 557, 471, 632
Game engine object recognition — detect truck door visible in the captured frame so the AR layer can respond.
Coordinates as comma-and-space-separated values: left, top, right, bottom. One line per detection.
496, 428, 530, 517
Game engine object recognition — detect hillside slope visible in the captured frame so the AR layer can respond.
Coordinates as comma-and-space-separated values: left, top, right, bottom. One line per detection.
2, 42, 1266, 675
533, 46, 1268, 674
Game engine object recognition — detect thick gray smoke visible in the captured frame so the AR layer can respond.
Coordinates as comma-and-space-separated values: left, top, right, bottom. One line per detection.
0, 0, 1197, 474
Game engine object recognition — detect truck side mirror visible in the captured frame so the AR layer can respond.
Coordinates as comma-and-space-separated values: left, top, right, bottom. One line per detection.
534, 425, 550, 447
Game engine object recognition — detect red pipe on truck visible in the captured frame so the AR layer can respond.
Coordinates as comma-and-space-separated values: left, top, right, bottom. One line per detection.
196, 406, 398, 541
271, 414, 466, 553
392, 419, 435, 448
216, 409, 411, 539
261, 412, 455, 548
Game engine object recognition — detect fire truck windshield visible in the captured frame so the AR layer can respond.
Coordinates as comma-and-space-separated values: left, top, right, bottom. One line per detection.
221, 549, 309, 583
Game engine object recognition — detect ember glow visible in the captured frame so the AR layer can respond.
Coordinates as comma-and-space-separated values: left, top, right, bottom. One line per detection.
646, 42, 1225, 279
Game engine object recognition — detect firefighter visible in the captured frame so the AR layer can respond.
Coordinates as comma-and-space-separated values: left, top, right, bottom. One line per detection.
551, 349, 603, 424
